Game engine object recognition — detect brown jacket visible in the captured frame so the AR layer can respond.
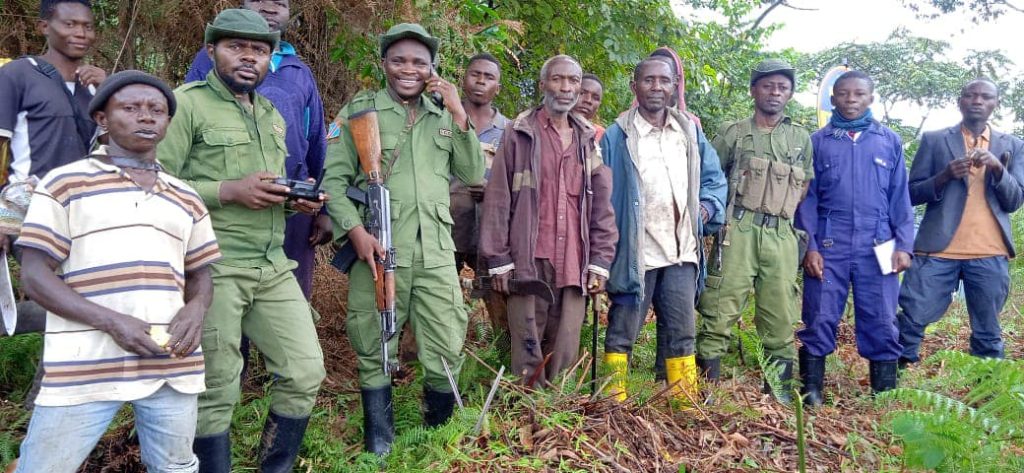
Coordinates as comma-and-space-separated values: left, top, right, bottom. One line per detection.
479, 106, 617, 289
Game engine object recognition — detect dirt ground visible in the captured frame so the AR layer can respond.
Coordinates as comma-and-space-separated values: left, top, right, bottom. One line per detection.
67, 249, 1021, 472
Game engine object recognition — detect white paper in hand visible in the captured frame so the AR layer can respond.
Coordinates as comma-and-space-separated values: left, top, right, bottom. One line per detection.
873, 239, 896, 275
1, 251, 17, 336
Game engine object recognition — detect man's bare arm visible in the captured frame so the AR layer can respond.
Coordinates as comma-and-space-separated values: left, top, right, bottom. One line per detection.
20, 247, 165, 356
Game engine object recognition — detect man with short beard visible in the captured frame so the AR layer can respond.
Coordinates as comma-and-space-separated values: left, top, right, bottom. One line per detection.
322, 23, 484, 455
158, 9, 327, 472
185, 0, 329, 300
600, 58, 726, 404
480, 54, 617, 385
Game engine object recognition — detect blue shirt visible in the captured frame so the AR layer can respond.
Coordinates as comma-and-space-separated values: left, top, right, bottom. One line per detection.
184, 42, 327, 183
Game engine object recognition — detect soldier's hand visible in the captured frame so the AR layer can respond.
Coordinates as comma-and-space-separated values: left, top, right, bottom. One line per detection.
290, 179, 329, 216
167, 301, 205, 358
492, 270, 513, 295
76, 64, 107, 88
105, 312, 166, 357
892, 250, 912, 274
220, 172, 289, 209
587, 271, 607, 294
309, 213, 334, 246
349, 225, 385, 280
803, 250, 825, 280
427, 73, 469, 131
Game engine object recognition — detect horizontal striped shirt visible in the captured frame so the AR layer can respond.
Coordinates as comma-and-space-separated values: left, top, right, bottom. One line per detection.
16, 153, 221, 406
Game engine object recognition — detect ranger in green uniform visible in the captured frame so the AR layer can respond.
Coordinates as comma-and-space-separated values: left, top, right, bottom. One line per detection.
695, 59, 813, 402
157, 10, 326, 473
322, 23, 484, 455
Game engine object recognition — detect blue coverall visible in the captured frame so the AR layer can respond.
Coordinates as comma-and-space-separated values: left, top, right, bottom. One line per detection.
794, 122, 915, 361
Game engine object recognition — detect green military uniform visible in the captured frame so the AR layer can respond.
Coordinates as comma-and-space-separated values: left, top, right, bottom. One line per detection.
158, 69, 326, 437
324, 88, 484, 390
696, 114, 813, 362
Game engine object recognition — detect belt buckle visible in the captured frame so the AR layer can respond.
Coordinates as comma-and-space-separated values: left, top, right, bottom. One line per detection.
764, 215, 779, 228
822, 238, 834, 248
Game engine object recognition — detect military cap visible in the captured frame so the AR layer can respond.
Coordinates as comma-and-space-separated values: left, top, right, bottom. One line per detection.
204, 8, 280, 51
750, 58, 795, 87
380, 23, 438, 62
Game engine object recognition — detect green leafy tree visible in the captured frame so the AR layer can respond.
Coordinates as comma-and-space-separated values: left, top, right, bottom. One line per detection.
901, 0, 1024, 22
799, 28, 1014, 151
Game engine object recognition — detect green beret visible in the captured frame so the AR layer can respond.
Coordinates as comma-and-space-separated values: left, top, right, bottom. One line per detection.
204, 9, 280, 51
379, 23, 438, 62
750, 58, 795, 87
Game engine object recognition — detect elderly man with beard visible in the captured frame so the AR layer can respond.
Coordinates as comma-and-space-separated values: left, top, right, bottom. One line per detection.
158, 9, 327, 472
599, 58, 726, 404
480, 54, 618, 386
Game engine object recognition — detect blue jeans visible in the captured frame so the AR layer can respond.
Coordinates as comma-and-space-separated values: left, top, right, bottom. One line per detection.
16, 384, 199, 473
605, 263, 697, 358
898, 255, 1009, 362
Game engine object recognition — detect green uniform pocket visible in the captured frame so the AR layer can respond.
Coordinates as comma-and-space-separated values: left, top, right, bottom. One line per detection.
704, 274, 723, 289
436, 202, 456, 250
761, 160, 792, 215
199, 128, 250, 179
779, 166, 805, 219
737, 156, 770, 211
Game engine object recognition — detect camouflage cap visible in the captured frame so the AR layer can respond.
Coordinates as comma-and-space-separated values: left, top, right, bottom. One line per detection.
750, 58, 795, 87
380, 23, 438, 62
204, 8, 280, 51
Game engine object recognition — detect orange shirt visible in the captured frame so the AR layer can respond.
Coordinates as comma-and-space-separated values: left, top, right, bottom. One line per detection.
933, 126, 1008, 259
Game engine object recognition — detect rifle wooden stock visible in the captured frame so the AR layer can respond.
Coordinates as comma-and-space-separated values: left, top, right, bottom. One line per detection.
348, 109, 383, 183
348, 108, 398, 375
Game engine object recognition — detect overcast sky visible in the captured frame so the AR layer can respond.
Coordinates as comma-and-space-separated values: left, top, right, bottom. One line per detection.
672, 0, 1023, 132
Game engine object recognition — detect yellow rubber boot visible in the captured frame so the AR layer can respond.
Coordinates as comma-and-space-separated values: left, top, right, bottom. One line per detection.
603, 352, 629, 402
665, 355, 699, 406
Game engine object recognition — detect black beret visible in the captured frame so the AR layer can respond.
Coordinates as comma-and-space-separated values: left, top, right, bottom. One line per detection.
88, 70, 177, 117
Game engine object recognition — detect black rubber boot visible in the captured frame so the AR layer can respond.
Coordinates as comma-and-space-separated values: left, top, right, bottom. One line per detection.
798, 349, 825, 408
762, 358, 794, 404
423, 388, 457, 428
194, 431, 231, 473
361, 386, 394, 456
696, 357, 721, 381
869, 360, 899, 394
258, 411, 310, 473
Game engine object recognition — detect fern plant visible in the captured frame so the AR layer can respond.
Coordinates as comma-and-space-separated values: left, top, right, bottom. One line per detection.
738, 328, 786, 402
878, 351, 1024, 472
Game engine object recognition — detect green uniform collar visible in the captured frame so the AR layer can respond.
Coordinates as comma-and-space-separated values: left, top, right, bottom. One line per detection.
378, 87, 444, 117
203, 69, 272, 113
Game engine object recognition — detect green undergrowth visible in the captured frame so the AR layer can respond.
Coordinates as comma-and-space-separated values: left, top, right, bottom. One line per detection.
878, 351, 1024, 472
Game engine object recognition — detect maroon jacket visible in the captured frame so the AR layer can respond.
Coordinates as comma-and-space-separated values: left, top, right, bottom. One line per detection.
479, 106, 617, 289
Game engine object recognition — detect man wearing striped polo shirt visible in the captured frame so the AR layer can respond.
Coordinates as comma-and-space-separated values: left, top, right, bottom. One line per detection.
12, 70, 219, 473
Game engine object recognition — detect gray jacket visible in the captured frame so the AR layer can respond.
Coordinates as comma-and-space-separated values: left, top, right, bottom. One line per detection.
908, 124, 1024, 256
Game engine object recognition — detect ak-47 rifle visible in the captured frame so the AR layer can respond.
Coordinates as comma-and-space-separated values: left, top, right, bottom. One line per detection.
349, 109, 398, 376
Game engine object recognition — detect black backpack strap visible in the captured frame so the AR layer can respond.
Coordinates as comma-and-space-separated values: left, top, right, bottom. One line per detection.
26, 57, 96, 152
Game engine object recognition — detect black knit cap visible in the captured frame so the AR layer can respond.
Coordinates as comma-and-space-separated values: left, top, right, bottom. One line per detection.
88, 70, 177, 117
